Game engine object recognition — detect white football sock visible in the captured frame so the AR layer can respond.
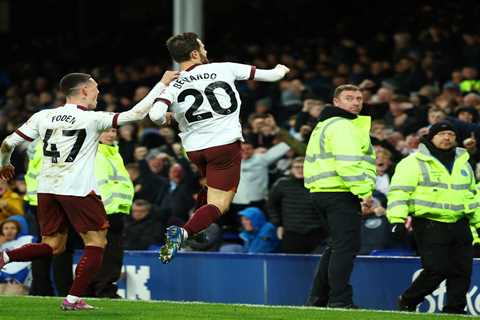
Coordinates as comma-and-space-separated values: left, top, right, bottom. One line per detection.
66, 295, 80, 303
181, 227, 189, 240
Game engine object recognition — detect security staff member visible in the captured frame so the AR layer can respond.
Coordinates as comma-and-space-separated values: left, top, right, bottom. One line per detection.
24, 141, 42, 226
387, 121, 480, 314
88, 128, 134, 298
304, 84, 376, 308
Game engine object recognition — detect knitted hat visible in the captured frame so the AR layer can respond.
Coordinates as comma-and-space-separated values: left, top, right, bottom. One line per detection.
427, 121, 457, 141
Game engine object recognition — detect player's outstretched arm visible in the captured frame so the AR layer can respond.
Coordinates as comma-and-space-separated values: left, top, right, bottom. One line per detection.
116, 70, 179, 126
0, 113, 40, 181
0, 133, 30, 180
254, 64, 290, 82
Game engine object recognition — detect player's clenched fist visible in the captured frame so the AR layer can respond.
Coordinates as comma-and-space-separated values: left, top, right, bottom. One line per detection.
0, 164, 15, 181
160, 71, 180, 86
275, 64, 290, 76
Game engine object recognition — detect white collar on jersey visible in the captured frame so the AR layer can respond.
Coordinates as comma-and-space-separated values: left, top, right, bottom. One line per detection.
64, 103, 88, 111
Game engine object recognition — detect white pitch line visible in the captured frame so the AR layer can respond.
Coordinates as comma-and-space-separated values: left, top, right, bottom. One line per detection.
0, 296, 473, 318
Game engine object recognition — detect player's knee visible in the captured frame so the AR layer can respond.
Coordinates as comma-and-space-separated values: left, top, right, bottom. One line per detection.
51, 243, 66, 255
207, 200, 229, 214
41, 237, 66, 255
85, 237, 107, 248
206, 188, 235, 214
217, 202, 230, 214
81, 229, 108, 248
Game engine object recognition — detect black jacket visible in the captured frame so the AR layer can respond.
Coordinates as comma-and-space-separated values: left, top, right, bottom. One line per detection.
133, 172, 169, 205
159, 157, 198, 222
123, 213, 164, 250
268, 176, 326, 235
319, 105, 357, 121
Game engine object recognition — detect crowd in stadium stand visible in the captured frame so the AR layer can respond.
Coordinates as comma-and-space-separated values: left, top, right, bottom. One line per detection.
1, 3, 480, 272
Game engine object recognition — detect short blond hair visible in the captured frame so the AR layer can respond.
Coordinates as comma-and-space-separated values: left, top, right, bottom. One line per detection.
334, 84, 361, 98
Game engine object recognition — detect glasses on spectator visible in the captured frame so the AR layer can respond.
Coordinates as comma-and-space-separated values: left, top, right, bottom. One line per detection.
292, 165, 304, 169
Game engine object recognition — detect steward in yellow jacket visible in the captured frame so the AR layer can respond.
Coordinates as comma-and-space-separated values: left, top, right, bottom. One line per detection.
304, 84, 375, 308
387, 121, 479, 314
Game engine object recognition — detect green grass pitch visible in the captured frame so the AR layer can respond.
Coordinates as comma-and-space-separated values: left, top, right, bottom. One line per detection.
0, 296, 473, 320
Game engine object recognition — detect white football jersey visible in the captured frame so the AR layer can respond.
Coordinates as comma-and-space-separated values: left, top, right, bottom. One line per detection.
15, 104, 118, 196
157, 62, 256, 151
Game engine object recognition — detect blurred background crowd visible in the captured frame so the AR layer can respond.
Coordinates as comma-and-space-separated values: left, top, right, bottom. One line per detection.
2, 1, 480, 293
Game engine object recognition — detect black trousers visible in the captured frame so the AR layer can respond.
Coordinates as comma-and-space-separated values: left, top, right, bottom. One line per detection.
306, 192, 361, 307
88, 214, 125, 298
27, 204, 54, 296
402, 217, 473, 314
281, 229, 326, 254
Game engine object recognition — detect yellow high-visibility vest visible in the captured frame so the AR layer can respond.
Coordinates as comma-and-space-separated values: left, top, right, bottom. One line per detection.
387, 144, 480, 226
95, 144, 134, 215
24, 142, 43, 206
304, 115, 376, 199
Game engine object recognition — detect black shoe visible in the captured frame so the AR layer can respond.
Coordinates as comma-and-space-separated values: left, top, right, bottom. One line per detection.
397, 295, 416, 312
305, 296, 327, 307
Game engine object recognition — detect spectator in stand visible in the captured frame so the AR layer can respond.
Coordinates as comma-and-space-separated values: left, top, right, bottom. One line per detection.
416, 107, 448, 138
239, 207, 279, 253
117, 124, 137, 164
0, 218, 34, 295
359, 194, 394, 255
243, 113, 278, 149
463, 93, 480, 110
126, 162, 169, 206
358, 149, 397, 255
225, 140, 289, 229
268, 157, 326, 254
278, 79, 309, 125
455, 106, 479, 124
133, 146, 148, 162
375, 148, 393, 197
389, 57, 426, 95
158, 160, 197, 224
384, 95, 418, 135
295, 99, 324, 133
123, 200, 165, 250
0, 180, 24, 222
139, 148, 172, 178
254, 97, 272, 115
228, 115, 306, 229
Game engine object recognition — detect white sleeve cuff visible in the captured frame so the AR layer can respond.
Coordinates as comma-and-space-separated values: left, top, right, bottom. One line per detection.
149, 101, 169, 125
254, 68, 285, 82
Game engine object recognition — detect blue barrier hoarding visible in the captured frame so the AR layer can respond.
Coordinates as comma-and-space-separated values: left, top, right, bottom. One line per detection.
75, 251, 480, 315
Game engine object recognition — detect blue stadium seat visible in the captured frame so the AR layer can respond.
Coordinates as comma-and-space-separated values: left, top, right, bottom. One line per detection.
222, 231, 241, 241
